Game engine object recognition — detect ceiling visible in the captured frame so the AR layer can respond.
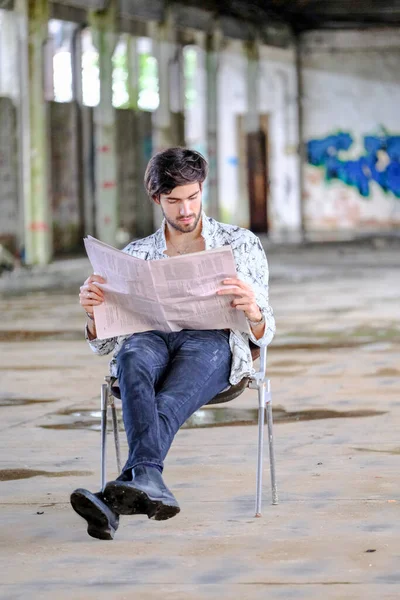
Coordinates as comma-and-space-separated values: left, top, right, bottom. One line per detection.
187, 0, 400, 31
2, 0, 400, 32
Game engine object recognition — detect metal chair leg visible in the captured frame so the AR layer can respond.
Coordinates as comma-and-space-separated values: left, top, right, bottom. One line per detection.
100, 382, 108, 492
110, 396, 121, 474
266, 395, 278, 505
255, 398, 265, 517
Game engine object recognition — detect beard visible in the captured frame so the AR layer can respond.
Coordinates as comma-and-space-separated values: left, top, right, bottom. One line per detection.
162, 204, 202, 234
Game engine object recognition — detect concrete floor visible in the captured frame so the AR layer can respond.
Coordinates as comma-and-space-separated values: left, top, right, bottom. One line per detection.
0, 241, 399, 599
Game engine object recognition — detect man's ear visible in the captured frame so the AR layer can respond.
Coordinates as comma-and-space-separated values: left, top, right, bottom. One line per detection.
153, 195, 161, 205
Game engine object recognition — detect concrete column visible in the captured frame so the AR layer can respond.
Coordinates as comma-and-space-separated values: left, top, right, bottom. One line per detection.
205, 28, 222, 221
152, 11, 185, 150
153, 13, 174, 153
126, 34, 139, 111
295, 33, 306, 241
71, 25, 86, 241
0, 10, 22, 253
151, 12, 185, 227
245, 40, 260, 137
71, 25, 84, 105
244, 39, 260, 230
43, 33, 54, 102
15, 0, 52, 265
0, 10, 19, 101
89, 1, 118, 246
169, 33, 185, 130
153, 19, 172, 229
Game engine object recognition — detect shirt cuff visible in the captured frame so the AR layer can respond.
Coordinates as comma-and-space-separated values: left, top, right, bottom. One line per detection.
247, 308, 274, 347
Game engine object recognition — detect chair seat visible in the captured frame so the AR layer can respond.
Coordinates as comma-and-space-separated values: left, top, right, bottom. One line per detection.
109, 376, 250, 404
205, 377, 250, 404
110, 342, 260, 405
109, 378, 121, 399
109, 343, 260, 406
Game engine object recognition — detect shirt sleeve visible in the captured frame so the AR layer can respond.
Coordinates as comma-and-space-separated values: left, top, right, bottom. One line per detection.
235, 234, 276, 347
84, 323, 118, 356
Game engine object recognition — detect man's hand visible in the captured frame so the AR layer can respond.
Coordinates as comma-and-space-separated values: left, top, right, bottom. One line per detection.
217, 278, 262, 322
79, 274, 106, 317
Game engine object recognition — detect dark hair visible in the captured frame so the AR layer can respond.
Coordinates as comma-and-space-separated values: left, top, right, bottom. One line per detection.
144, 147, 208, 199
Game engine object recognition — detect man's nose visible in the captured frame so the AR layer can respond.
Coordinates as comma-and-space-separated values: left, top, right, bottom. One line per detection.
179, 201, 191, 216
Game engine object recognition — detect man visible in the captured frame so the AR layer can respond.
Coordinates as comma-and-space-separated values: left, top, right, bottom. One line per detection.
71, 147, 275, 540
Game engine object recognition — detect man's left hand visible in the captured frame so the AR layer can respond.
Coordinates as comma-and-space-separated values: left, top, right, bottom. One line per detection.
217, 278, 262, 322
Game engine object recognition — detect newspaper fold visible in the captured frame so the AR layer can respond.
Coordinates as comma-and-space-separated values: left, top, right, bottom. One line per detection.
84, 236, 250, 340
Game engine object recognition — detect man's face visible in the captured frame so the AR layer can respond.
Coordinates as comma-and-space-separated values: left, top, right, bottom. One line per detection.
157, 182, 202, 234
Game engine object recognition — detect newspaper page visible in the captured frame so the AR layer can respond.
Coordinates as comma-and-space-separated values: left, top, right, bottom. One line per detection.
84, 236, 250, 339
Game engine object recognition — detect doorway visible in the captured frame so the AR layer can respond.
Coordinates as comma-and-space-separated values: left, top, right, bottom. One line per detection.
237, 113, 270, 233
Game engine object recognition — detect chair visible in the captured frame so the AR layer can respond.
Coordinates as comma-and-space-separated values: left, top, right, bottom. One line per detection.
99, 343, 278, 517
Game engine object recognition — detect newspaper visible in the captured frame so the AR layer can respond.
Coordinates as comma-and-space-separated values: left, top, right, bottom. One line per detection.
83, 235, 250, 340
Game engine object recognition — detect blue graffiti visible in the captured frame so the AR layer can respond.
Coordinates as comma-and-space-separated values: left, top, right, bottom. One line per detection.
307, 132, 400, 198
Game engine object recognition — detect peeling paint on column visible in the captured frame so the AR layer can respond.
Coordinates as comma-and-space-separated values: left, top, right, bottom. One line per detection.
24, 0, 52, 264
0, 98, 18, 252
89, 0, 118, 246
205, 28, 222, 221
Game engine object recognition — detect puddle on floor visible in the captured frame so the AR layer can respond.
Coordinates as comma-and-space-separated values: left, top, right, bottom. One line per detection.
267, 369, 306, 377
0, 366, 73, 371
39, 406, 387, 432
368, 368, 400, 377
270, 360, 324, 368
0, 397, 58, 407
327, 307, 355, 315
274, 340, 398, 352
274, 326, 400, 352
353, 447, 400, 456
0, 468, 93, 481
0, 330, 82, 342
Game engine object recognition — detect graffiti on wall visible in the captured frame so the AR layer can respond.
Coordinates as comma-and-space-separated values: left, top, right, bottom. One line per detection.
307, 131, 400, 199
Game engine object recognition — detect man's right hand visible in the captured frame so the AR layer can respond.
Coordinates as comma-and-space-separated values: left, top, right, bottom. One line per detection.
79, 274, 106, 317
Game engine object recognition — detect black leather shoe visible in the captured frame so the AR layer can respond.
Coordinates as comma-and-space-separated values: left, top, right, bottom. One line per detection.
103, 465, 180, 521
70, 488, 119, 540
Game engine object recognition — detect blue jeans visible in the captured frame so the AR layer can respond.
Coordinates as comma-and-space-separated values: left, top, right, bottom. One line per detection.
116, 329, 232, 474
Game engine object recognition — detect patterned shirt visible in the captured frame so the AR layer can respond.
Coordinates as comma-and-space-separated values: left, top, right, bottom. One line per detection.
86, 212, 275, 385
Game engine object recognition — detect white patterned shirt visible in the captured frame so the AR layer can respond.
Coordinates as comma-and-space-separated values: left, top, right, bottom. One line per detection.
86, 213, 275, 385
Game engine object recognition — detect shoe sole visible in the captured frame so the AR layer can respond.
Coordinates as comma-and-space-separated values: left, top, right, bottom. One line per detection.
104, 482, 180, 521
70, 491, 116, 540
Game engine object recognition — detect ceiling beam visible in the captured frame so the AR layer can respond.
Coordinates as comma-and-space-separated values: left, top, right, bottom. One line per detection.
298, 0, 400, 17
3, 0, 399, 35
0, 0, 14, 10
